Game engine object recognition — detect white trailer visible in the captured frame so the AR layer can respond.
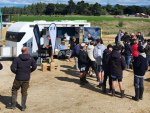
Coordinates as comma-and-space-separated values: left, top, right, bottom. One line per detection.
1, 20, 90, 58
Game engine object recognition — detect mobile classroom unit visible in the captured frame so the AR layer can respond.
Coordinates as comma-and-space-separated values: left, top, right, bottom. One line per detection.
1, 20, 91, 58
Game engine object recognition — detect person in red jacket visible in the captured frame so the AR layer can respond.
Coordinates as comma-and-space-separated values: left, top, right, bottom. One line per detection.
132, 39, 139, 58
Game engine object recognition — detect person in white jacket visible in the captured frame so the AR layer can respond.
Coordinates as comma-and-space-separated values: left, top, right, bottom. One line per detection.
87, 41, 98, 80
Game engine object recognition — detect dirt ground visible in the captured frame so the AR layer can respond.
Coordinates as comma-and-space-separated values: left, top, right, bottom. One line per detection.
0, 58, 150, 113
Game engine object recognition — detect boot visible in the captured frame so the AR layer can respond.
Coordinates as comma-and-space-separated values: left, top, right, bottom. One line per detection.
132, 88, 139, 101
139, 87, 144, 100
102, 86, 106, 93
21, 96, 27, 111
109, 86, 112, 93
121, 90, 125, 98
80, 78, 85, 85
112, 89, 115, 96
7, 95, 17, 109
83, 75, 88, 83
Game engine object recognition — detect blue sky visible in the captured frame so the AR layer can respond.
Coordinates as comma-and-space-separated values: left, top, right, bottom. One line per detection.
0, 0, 150, 7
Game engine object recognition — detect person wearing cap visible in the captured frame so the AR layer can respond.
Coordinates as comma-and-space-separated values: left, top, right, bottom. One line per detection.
78, 43, 89, 85
102, 44, 113, 93
110, 46, 126, 98
133, 46, 148, 101
123, 40, 132, 69
93, 39, 106, 88
45, 35, 53, 62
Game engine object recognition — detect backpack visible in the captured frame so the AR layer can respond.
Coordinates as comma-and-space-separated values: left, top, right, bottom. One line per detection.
102, 51, 111, 66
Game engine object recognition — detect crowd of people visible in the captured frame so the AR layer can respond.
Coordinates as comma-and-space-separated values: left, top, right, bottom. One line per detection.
71, 32, 149, 101
0, 31, 149, 111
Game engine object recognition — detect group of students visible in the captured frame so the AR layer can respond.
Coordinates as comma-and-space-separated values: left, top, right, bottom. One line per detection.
72, 32, 149, 101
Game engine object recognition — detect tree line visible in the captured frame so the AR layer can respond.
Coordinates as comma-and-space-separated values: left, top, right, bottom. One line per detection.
1, 0, 150, 16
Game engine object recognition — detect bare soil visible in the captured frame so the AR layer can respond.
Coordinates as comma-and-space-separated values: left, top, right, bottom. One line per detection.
0, 59, 150, 113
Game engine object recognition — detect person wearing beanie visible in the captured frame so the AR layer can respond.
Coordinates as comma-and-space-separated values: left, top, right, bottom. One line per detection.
93, 39, 106, 88
110, 46, 126, 98
102, 44, 113, 93
78, 43, 89, 85
132, 46, 148, 101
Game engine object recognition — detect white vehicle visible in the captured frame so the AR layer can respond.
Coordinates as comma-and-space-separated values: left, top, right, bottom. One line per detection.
1, 20, 90, 58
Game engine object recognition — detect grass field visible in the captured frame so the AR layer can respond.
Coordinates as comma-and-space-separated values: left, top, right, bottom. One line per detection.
11, 15, 150, 22
10, 15, 150, 36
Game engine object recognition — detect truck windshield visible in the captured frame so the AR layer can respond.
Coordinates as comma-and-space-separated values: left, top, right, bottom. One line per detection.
6, 31, 25, 42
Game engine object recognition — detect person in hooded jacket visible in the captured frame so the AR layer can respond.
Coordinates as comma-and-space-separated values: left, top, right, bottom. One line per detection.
132, 46, 148, 101
93, 39, 106, 87
123, 41, 132, 69
8, 47, 37, 111
78, 43, 89, 85
102, 44, 113, 93
145, 39, 150, 67
110, 46, 126, 98
87, 41, 98, 80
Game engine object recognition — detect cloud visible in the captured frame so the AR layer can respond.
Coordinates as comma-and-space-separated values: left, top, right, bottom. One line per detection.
0, 0, 149, 7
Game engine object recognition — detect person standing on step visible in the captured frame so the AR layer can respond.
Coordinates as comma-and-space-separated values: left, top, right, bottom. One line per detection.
45, 35, 53, 62
132, 46, 148, 101
102, 44, 113, 93
110, 46, 126, 98
78, 43, 89, 85
8, 47, 37, 111
93, 39, 106, 88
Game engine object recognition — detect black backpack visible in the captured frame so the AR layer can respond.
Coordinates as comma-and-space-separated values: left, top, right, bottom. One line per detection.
102, 50, 111, 68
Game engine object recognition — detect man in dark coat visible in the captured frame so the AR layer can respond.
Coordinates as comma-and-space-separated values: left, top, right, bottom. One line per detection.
102, 44, 113, 93
133, 46, 148, 101
8, 47, 37, 111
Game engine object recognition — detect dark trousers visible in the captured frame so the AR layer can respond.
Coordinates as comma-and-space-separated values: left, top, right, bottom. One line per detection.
12, 79, 29, 96
86, 60, 98, 77
134, 76, 144, 88
103, 71, 112, 87
147, 56, 150, 66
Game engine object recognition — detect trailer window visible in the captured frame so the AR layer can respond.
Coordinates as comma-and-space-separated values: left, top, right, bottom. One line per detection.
6, 32, 25, 42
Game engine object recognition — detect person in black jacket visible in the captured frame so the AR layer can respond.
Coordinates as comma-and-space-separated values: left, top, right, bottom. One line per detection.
78, 43, 89, 85
110, 46, 126, 98
0, 62, 2, 110
123, 41, 132, 69
8, 47, 37, 111
132, 46, 148, 101
0, 63, 3, 70
102, 44, 113, 93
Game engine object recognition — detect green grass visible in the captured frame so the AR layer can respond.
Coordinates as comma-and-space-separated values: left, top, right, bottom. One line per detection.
11, 15, 150, 22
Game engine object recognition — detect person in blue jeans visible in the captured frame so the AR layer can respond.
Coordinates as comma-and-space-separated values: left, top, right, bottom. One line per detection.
123, 40, 132, 69
133, 46, 148, 101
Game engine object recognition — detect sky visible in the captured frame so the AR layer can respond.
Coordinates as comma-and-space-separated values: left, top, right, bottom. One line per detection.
0, 0, 150, 7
